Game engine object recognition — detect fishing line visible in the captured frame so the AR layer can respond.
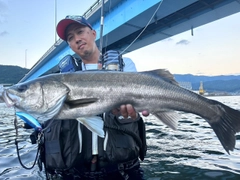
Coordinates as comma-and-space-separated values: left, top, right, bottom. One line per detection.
101, 0, 164, 60
99, 0, 104, 56
14, 108, 40, 170
100, 0, 163, 60
103, 0, 112, 53
119, 0, 164, 56
14, 109, 18, 137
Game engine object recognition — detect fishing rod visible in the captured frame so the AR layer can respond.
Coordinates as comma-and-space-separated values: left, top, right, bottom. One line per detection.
99, 0, 105, 68
99, 0, 164, 66
98, 0, 164, 69
119, 0, 164, 56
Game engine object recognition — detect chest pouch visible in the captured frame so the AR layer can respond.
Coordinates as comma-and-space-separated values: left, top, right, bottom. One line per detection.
58, 55, 82, 73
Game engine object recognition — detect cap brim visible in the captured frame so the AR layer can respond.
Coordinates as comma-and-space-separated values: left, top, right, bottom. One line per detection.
56, 19, 82, 41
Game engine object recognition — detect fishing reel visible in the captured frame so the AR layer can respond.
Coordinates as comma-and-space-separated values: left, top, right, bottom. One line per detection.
102, 50, 124, 71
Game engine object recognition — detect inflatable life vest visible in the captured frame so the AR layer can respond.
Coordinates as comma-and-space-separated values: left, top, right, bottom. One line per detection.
27, 52, 146, 179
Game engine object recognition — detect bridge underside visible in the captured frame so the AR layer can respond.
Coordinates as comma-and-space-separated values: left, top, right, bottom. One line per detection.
103, 0, 240, 52
20, 0, 240, 82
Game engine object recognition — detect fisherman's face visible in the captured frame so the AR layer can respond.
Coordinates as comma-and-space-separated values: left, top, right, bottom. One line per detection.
66, 23, 97, 59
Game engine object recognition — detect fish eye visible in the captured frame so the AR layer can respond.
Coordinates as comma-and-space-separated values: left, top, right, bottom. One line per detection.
17, 84, 28, 92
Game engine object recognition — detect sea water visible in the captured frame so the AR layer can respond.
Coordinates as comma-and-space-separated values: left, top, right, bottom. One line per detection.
0, 96, 240, 180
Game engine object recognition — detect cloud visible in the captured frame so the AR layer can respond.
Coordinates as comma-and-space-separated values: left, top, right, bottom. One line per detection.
0, 0, 9, 24
162, 37, 173, 42
0, 31, 8, 37
0, 0, 8, 11
176, 39, 190, 45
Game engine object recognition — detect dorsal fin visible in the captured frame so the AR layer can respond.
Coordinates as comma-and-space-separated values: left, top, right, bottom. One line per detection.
142, 69, 179, 86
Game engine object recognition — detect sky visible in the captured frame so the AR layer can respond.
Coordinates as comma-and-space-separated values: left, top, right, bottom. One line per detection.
0, 0, 240, 76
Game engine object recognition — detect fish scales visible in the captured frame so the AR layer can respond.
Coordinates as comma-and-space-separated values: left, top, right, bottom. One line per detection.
1, 69, 240, 154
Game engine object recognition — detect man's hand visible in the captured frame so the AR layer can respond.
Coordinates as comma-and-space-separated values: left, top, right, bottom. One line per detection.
112, 104, 149, 120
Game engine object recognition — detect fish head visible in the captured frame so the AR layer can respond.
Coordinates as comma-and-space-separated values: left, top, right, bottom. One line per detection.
2, 78, 69, 120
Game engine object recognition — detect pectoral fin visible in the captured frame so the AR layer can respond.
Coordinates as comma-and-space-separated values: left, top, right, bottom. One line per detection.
153, 111, 179, 130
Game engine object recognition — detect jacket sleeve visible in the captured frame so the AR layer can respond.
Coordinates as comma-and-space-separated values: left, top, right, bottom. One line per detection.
122, 57, 137, 72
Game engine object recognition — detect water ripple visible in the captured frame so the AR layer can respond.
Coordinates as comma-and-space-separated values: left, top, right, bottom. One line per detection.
1, 96, 240, 179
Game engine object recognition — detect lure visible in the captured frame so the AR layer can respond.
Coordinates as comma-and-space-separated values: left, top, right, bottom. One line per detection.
16, 112, 42, 131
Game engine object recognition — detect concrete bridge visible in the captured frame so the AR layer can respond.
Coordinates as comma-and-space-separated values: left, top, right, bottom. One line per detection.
19, 0, 240, 82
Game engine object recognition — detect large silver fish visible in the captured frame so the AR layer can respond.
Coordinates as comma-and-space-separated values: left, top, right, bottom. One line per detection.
1, 69, 240, 153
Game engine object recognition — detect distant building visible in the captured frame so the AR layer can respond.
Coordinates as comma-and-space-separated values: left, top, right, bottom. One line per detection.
199, 81, 205, 95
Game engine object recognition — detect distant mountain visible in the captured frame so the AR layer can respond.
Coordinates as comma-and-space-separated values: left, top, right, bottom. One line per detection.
174, 74, 240, 93
0, 65, 240, 93
192, 79, 240, 93
0, 65, 29, 84
174, 74, 240, 83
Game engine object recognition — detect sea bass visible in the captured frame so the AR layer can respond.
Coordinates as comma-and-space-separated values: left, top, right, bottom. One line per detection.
1, 69, 240, 153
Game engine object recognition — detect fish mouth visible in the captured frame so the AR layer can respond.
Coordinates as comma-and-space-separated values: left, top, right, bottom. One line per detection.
0, 86, 17, 107
2, 91, 19, 107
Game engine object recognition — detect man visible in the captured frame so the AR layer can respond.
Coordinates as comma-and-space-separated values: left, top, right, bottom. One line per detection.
56, 15, 141, 118
48, 15, 148, 179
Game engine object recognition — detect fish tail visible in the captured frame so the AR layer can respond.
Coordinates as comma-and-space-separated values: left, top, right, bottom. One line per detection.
210, 102, 240, 154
